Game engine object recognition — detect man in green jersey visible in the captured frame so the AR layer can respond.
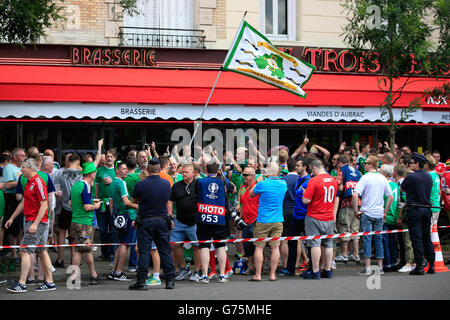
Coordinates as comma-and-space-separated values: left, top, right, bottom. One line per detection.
95, 149, 116, 260
123, 156, 140, 272
107, 161, 138, 281
70, 162, 103, 285
381, 164, 400, 272
425, 155, 441, 228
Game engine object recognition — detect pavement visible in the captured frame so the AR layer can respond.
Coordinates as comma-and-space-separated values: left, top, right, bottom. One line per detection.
0, 226, 450, 285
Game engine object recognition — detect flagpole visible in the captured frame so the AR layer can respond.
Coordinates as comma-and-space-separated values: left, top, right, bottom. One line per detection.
188, 11, 248, 148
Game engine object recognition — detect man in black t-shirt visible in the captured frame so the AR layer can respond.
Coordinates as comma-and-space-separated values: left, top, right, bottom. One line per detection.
168, 164, 201, 281
401, 153, 435, 275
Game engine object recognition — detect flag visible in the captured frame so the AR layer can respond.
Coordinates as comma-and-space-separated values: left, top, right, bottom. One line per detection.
223, 21, 315, 98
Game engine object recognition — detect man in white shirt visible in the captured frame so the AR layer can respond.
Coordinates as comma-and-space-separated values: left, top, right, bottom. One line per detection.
353, 154, 393, 276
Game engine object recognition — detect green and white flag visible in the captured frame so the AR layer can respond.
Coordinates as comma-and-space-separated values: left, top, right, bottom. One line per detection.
223, 21, 315, 98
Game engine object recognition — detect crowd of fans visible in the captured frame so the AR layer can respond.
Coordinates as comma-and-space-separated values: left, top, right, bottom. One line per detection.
1, 135, 449, 291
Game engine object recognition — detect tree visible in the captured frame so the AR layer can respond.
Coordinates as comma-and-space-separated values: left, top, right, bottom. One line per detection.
342, 0, 449, 150
0, 0, 139, 46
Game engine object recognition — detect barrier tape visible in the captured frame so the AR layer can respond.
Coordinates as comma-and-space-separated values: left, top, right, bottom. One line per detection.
0, 225, 448, 249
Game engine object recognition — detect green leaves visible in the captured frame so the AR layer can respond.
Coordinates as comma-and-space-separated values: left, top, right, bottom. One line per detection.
0, 0, 66, 45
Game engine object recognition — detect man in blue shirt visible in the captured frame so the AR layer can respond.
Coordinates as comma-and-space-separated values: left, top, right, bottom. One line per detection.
249, 162, 287, 281
283, 157, 311, 275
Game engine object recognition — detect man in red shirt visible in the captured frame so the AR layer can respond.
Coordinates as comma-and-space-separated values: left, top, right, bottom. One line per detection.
302, 159, 339, 279
5, 158, 55, 293
236, 166, 260, 274
433, 151, 446, 178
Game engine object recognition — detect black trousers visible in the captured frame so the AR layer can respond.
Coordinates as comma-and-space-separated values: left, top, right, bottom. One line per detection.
406, 207, 435, 268
136, 216, 176, 282
286, 217, 306, 273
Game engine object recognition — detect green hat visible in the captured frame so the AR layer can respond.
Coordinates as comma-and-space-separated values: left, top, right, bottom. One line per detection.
81, 162, 97, 175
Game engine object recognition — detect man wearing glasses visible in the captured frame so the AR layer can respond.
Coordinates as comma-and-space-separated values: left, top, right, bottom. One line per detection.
168, 164, 201, 281
236, 166, 260, 275
400, 153, 435, 275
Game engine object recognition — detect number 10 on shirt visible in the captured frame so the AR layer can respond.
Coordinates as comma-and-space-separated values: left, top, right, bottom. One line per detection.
323, 186, 336, 203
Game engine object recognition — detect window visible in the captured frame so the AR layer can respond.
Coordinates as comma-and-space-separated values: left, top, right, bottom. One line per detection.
122, 0, 198, 48
261, 0, 296, 41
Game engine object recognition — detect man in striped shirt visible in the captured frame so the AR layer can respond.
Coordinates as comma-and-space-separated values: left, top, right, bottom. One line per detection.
5, 158, 56, 293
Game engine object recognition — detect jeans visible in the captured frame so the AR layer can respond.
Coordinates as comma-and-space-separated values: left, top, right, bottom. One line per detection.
96, 205, 117, 258
136, 216, 176, 282
382, 223, 398, 267
360, 214, 384, 259
241, 222, 255, 258
407, 207, 435, 267
128, 228, 138, 268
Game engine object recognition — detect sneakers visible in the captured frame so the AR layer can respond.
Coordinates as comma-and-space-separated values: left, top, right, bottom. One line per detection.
218, 275, 229, 283
128, 266, 137, 273
35, 282, 56, 292
303, 270, 321, 280
348, 254, 360, 263
357, 268, 372, 276
321, 269, 333, 279
146, 274, 161, 286
335, 255, 348, 263
226, 269, 233, 278
331, 261, 337, 270
175, 267, 192, 281
376, 267, 384, 275
208, 271, 218, 280
7, 282, 27, 293
90, 276, 101, 285
277, 268, 294, 276
189, 272, 201, 282
53, 260, 65, 268
129, 281, 148, 290
113, 272, 132, 281
398, 265, 414, 273
197, 275, 209, 284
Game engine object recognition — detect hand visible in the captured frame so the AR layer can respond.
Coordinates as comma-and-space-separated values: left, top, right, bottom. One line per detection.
171, 220, 175, 230
28, 223, 38, 234
151, 141, 156, 150
103, 177, 112, 185
304, 135, 309, 145
355, 141, 360, 148
355, 211, 363, 219
4, 219, 13, 229
256, 175, 264, 183
339, 142, 346, 151
384, 141, 390, 150
98, 138, 104, 147
236, 203, 240, 213
94, 201, 102, 210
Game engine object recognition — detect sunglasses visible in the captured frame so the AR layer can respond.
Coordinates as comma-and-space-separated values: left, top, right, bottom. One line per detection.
242, 173, 254, 177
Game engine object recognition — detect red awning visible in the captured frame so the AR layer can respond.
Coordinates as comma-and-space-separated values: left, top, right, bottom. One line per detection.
0, 65, 448, 108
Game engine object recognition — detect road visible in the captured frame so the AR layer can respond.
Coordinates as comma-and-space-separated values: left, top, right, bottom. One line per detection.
1, 258, 449, 301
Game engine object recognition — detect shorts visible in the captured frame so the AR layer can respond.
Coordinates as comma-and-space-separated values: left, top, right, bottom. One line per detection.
305, 216, 334, 248
2, 193, 22, 236
336, 206, 360, 241
118, 223, 137, 245
20, 221, 49, 254
58, 207, 72, 230
254, 222, 283, 247
70, 222, 94, 253
196, 222, 227, 249
170, 218, 199, 246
